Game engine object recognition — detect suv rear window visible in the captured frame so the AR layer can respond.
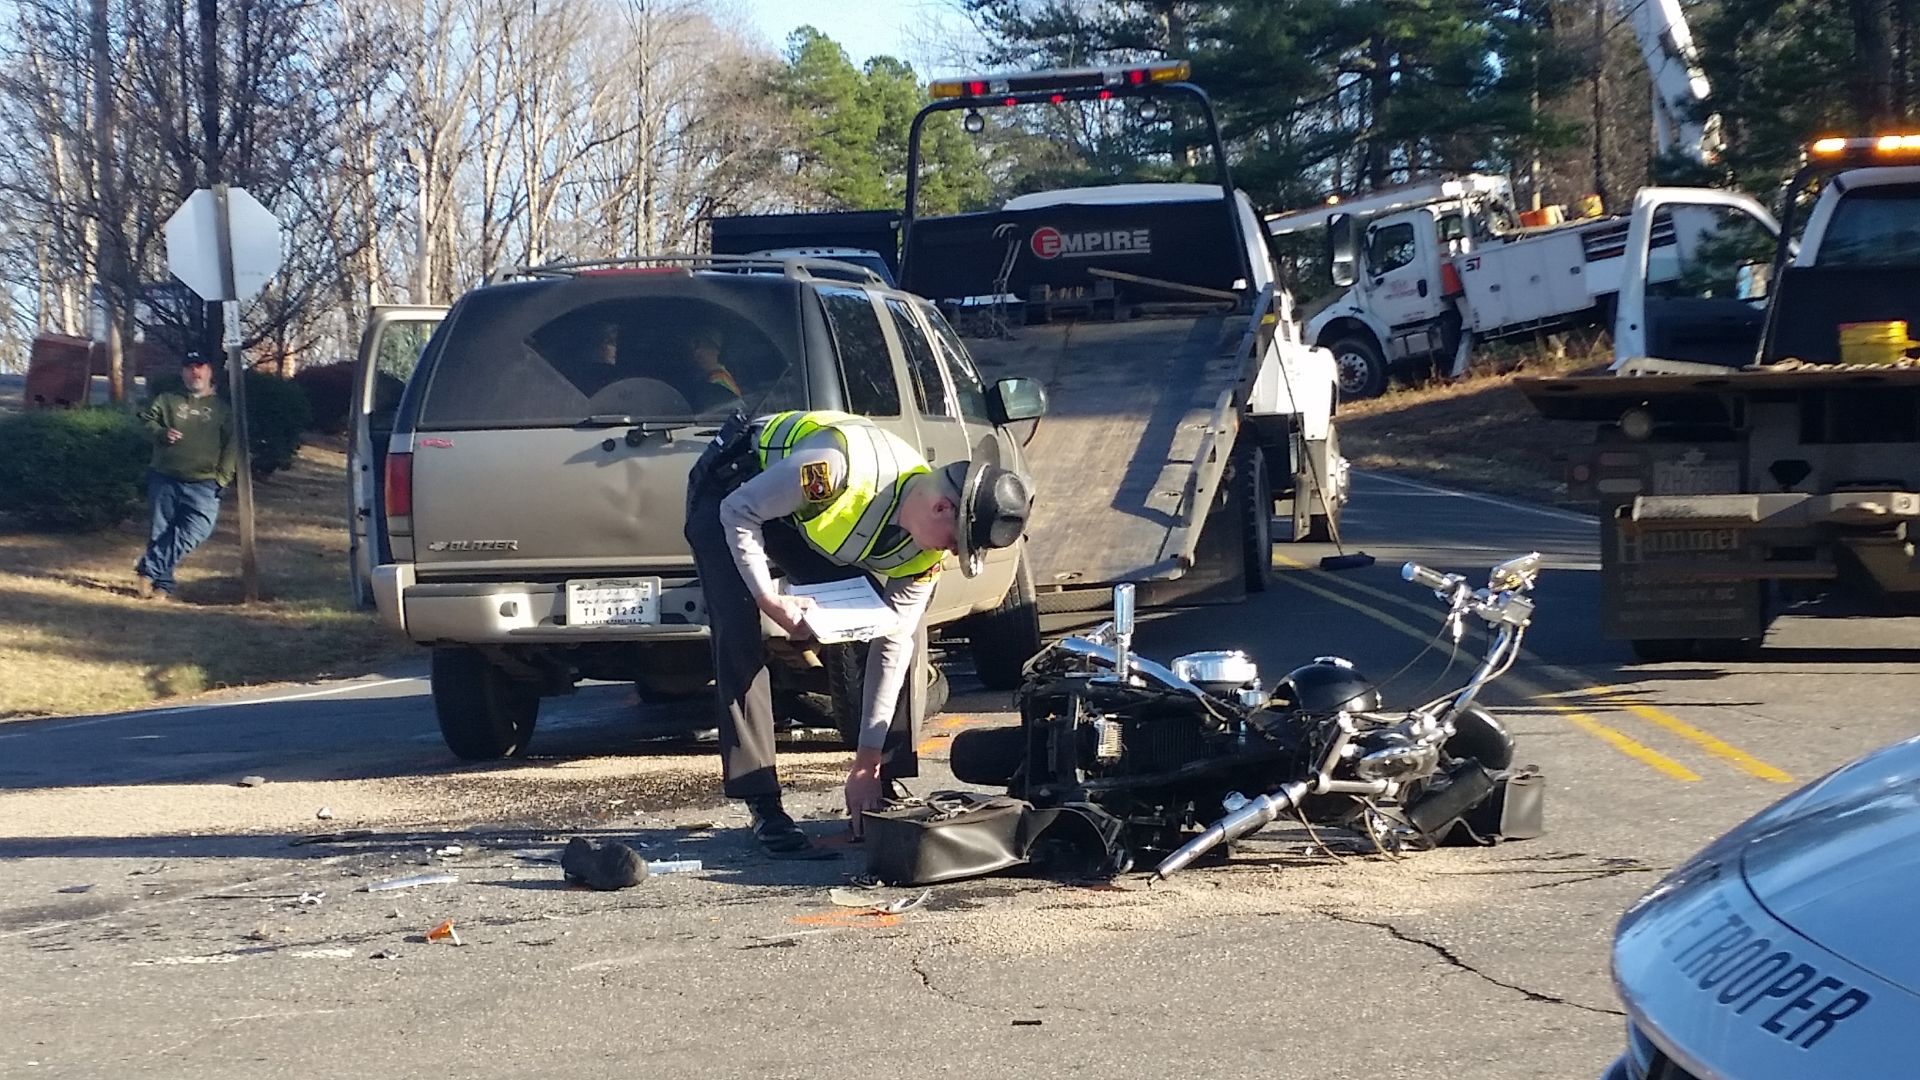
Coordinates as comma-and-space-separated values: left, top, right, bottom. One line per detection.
415, 275, 807, 428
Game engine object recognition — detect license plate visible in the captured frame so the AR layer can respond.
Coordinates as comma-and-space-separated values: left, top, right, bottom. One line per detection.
1652, 459, 1740, 496
565, 577, 659, 627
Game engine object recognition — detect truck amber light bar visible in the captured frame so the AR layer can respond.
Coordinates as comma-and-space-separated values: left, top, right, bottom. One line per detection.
930, 59, 1190, 101
1807, 134, 1920, 162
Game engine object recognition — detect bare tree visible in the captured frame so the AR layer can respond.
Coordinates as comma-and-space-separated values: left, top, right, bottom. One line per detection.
0, 0, 800, 374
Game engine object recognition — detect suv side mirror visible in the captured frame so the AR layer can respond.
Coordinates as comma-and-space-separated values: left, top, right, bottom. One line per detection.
988, 377, 1048, 424
1328, 212, 1359, 288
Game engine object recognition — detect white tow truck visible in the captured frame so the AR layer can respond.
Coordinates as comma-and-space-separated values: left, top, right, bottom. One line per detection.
899, 60, 1349, 609
1263, 0, 1728, 399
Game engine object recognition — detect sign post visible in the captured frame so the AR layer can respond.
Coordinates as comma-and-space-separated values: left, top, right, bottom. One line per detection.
164, 186, 283, 604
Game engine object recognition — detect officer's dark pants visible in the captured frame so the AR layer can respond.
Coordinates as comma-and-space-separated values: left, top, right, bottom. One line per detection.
684, 429, 920, 802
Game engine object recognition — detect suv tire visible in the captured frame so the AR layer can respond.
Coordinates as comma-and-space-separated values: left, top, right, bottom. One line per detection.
967, 547, 1043, 690
825, 640, 950, 748
430, 647, 540, 760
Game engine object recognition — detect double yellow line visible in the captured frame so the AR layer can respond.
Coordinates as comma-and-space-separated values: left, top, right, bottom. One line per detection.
1270, 553, 1794, 786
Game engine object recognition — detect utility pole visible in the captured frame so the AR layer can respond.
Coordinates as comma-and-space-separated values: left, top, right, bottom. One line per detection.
197, 0, 260, 603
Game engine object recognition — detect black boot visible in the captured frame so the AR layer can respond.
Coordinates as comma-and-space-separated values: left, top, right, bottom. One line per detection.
746, 794, 835, 859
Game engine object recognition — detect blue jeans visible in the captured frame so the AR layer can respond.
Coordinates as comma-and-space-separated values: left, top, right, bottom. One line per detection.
135, 471, 222, 594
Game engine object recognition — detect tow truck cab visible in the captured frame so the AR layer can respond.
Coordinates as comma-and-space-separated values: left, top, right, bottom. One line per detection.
1611, 142, 1920, 371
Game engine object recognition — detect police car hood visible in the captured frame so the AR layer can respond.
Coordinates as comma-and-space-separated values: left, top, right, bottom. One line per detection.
1611, 735, 1920, 1077
1738, 751, 1920, 993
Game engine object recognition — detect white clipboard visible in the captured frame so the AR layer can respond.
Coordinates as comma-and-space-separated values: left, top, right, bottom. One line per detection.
784, 578, 900, 644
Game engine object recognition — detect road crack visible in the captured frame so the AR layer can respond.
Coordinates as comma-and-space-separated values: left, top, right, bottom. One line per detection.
908, 944, 990, 1010
1315, 909, 1624, 1017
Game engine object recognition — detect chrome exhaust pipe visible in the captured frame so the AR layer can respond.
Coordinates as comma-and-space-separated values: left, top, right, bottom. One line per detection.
1153, 780, 1311, 880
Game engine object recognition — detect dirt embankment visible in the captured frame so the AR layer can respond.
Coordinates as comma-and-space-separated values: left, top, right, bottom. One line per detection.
1335, 346, 1602, 508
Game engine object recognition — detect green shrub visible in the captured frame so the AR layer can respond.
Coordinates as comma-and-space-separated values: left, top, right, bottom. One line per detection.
0, 408, 151, 530
243, 370, 312, 476
145, 367, 313, 478
292, 362, 354, 434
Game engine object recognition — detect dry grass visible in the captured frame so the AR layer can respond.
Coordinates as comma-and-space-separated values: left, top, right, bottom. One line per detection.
1336, 335, 1606, 506
0, 437, 409, 719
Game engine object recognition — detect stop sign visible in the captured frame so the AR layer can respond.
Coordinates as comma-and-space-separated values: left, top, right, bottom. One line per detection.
165, 187, 283, 302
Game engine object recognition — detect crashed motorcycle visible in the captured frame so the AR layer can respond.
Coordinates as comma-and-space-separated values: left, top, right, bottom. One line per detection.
928, 554, 1546, 881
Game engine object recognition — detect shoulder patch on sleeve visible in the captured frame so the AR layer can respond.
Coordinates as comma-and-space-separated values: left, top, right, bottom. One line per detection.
800, 460, 833, 503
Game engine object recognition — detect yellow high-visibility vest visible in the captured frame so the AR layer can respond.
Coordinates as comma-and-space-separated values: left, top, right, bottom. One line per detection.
755, 411, 944, 579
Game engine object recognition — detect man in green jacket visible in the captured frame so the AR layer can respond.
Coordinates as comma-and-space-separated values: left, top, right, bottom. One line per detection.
134, 352, 236, 601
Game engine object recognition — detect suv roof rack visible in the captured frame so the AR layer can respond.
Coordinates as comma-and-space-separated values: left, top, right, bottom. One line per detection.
486, 253, 890, 288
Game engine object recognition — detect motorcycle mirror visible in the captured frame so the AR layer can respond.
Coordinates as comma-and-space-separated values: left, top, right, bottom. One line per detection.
1488, 552, 1542, 593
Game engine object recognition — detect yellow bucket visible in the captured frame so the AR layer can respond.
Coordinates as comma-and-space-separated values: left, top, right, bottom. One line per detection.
1838, 320, 1915, 365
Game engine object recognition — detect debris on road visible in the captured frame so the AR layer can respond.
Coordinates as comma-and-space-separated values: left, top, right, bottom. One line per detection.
236, 775, 267, 788
56, 884, 95, 895
1012, 1019, 1044, 1027
361, 872, 458, 893
291, 947, 355, 960
432, 845, 464, 858
127, 864, 168, 876
644, 859, 702, 875
296, 891, 326, 907
369, 949, 401, 961
133, 953, 247, 967
425, 919, 462, 946
560, 837, 646, 891
828, 887, 930, 915
315, 806, 334, 820
510, 848, 559, 863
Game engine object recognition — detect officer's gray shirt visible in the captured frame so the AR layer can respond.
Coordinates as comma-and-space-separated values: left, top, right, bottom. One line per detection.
718, 436, 935, 751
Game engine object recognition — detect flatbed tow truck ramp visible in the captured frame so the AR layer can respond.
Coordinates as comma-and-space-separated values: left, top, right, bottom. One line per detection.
964, 304, 1257, 601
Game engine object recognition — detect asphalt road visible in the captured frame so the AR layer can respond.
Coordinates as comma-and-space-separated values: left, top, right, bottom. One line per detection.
5, 472, 1919, 1080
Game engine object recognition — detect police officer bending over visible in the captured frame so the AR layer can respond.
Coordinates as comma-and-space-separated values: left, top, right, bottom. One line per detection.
685, 409, 1030, 857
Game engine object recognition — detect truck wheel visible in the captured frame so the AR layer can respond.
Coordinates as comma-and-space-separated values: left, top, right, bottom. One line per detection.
825, 641, 950, 748
1237, 443, 1274, 592
1328, 335, 1388, 401
430, 647, 540, 760
968, 547, 1043, 690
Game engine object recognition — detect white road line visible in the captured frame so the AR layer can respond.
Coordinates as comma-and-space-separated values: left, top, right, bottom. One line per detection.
1357, 470, 1598, 526
0, 677, 423, 741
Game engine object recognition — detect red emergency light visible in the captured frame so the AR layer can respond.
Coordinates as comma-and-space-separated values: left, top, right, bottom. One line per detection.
928, 60, 1190, 101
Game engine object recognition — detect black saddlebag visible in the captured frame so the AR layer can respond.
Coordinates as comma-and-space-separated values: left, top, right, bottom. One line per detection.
861, 791, 1125, 886
1407, 761, 1546, 847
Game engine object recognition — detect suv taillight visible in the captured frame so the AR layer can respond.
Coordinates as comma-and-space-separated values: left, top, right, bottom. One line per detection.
385, 451, 413, 519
